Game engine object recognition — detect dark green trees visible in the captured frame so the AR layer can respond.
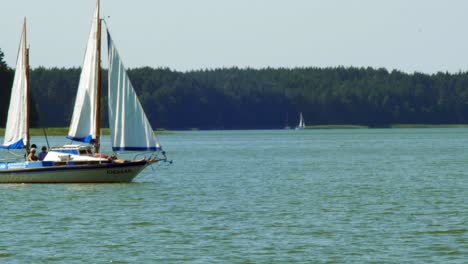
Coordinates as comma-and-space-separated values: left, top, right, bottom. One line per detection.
0, 48, 14, 126
1, 51, 468, 130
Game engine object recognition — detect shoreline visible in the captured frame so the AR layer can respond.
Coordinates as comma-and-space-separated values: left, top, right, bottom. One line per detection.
305, 124, 468, 129
0, 128, 174, 136
1, 124, 468, 136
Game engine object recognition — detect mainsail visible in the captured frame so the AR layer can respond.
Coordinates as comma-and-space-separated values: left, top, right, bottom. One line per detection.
67, 2, 100, 143
1, 20, 29, 149
298, 112, 305, 128
107, 30, 160, 151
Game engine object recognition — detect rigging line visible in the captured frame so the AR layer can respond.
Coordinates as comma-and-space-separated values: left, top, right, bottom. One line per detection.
43, 128, 50, 150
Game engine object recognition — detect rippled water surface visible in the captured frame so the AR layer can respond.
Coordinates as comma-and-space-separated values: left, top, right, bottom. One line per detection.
0, 129, 467, 263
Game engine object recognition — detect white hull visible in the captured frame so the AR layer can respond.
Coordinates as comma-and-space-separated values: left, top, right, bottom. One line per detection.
0, 161, 149, 183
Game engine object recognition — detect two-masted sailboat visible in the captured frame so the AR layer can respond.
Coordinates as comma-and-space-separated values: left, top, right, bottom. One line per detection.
0, 1, 167, 183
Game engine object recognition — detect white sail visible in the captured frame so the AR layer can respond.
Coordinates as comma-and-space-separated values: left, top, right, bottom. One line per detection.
1, 21, 28, 149
67, 2, 100, 143
298, 112, 305, 129
107, 30, 160, 151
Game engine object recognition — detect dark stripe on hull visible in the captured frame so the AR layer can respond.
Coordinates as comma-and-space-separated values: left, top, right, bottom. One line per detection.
0, 161, 149, 183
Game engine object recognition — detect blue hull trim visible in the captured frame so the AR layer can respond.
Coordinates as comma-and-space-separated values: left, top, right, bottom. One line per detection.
0, 138, 24, 149
66, 135, 93, 143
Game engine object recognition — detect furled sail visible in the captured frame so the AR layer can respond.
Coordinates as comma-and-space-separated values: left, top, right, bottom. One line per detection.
107, 30, 160, 151
1, 21, 28, 149
67, 2, 100, 143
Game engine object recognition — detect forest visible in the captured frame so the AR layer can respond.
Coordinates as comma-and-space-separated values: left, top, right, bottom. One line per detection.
2, 48, 468, 130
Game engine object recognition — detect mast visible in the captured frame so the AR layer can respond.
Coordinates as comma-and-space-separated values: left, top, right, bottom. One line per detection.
24, 17, 31, 151
94, 0, 102, 153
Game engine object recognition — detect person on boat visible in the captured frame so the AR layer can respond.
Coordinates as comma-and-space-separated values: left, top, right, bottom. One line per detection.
27, 148, 38, 161
38, 146, 48, 161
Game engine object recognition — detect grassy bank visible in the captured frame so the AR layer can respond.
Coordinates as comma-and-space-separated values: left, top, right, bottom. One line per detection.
306, 124, 468, 129
305, 125, 369, 129
1, 125, 467, 136
389, 124, 468, 128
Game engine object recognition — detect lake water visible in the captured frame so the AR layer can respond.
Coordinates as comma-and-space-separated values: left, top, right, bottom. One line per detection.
0, 129, 466, 263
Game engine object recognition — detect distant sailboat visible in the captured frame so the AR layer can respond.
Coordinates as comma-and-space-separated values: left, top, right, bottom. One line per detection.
0, 1, 168, 183
284, 112, 291, 130
296, 112, 305, 129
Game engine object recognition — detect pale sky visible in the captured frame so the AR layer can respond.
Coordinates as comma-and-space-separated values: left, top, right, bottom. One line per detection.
1, 0, 468, 73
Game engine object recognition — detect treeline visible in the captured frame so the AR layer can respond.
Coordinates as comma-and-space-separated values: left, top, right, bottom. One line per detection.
0, 50, 14, 127
2, 49, 468, 129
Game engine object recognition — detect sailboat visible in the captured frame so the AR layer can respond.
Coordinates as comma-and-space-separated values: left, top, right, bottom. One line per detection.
0, 1, 167, 183
284, 112, 291, 130
296, 112, 305, 129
